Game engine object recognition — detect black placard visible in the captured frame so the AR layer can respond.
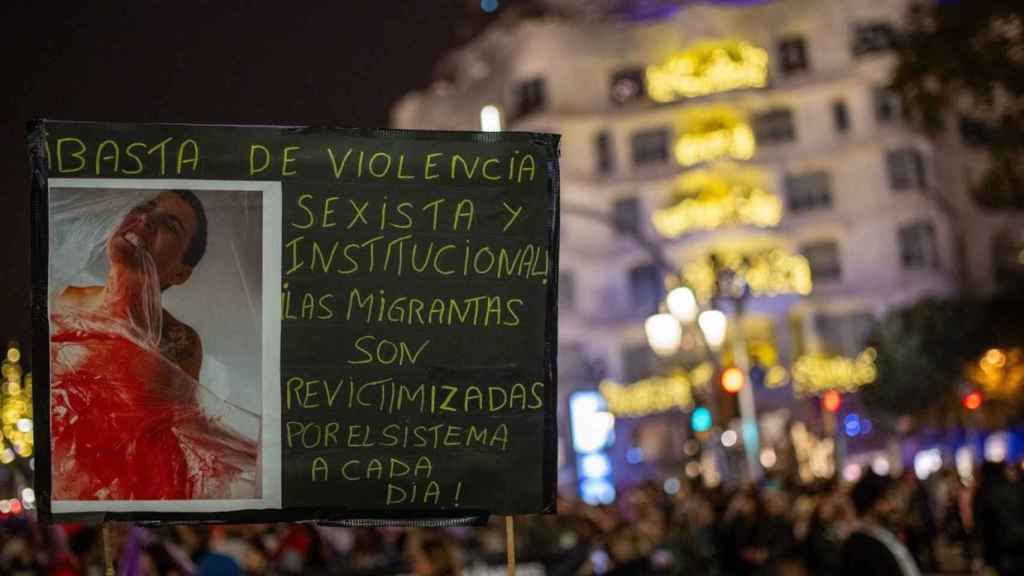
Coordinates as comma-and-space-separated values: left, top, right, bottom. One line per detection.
29, 121, 560, 523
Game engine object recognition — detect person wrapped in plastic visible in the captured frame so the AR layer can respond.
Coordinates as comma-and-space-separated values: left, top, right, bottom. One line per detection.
50, 190, 257, 500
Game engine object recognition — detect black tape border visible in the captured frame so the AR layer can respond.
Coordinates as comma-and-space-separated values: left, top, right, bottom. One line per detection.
28, 120, 53, 522
27, 119, 560, 525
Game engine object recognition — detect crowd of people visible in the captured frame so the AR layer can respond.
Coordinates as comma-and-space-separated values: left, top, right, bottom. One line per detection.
3, 460, 1024, 575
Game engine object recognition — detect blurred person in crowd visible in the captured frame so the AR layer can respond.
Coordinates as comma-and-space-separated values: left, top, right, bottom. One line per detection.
935, 468, 975, 566
409, 531, 463, 576
665, 488, 718, 574
760, 486, 796, 560
719, 488, 755, 575
898, 470, 938, 571
973, 460, 1024, 575
802, 489, 847, 576
605, 524, 650, 576
722, 486, 794, 576
840, 471, 921, 576
197, 552, 241, 576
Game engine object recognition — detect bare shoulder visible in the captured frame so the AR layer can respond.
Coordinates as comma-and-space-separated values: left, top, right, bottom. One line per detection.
55, 285, 104, 310
161, 311, 203, 380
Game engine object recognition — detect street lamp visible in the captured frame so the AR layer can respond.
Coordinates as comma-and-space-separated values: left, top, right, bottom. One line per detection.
667, 286, 699, 323
644, 313, 683, 358
644, 264, 763, 483
697, 310, 728, 350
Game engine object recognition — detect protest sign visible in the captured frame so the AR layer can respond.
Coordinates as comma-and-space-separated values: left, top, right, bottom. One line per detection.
28, 121, 560, 523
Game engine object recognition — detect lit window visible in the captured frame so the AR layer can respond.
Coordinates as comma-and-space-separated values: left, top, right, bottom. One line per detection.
595, 130, 615, 175
886, 148, 926, 191
753, 108, 796, 145
852, 22, 897, 57
778, 36, 810, 75
802, 241, 842, 282
785, 171, 832, 212
610, 67, 646, 104
480, 105, 502, 132
631, 127, 671, 166
898, 221, 940, 269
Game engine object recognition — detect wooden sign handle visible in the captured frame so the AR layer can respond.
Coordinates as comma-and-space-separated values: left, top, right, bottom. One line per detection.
506, 516, 516, 576
102, 523, 115, 576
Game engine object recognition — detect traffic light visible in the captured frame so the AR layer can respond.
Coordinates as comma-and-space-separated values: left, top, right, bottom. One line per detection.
721, 366, 745, 394
963, 391, 983, 411
691, 406, 712, 433
822, 390, 841, 413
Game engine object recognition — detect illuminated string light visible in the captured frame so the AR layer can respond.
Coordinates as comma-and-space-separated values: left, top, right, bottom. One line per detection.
791, 422, 835, 483
1, 342, 33, 463
599, 364, 714, 418
792, 348, 877, 396
646, 39, 769, 102
966, 347, 1024, 399
652, 169, 782, 237
684, 249, 813, 302
673, 109, 756, 166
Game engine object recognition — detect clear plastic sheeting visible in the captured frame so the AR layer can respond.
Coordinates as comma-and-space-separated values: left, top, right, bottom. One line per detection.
48, 186, 262, 500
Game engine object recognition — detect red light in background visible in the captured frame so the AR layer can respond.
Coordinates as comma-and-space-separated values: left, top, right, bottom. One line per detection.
822, 390, 841, 413
9, 499, 22, 515
721, 367, 745, 394
963, 391, 983, 411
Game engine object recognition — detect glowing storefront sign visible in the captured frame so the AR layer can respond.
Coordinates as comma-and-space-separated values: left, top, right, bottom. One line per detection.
646, 39, 769, 102
652, 169, 782, 237
569, 391, 616, 505
570, 391, 615, 453
792, 348, 878, 397
684, 249, 813, 302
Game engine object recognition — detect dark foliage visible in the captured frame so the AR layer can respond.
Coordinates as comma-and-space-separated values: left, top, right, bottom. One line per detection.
891, 0, 1024, 210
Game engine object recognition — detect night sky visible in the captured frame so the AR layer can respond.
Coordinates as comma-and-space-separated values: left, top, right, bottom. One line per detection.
1, 1, 492, 347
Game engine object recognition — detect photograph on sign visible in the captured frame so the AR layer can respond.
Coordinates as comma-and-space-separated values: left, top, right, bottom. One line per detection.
46, 178, 282, 514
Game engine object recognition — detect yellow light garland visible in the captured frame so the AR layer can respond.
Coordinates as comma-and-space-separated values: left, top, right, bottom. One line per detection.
966, 347, 1024, 399
652, 169, 782, 237
646, 39, 769, 102
599, 363, 713, 418
1, 342, 33, 463
684, 249, 813, 302
792, 348, 878, 397
675, 125, 755, 166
